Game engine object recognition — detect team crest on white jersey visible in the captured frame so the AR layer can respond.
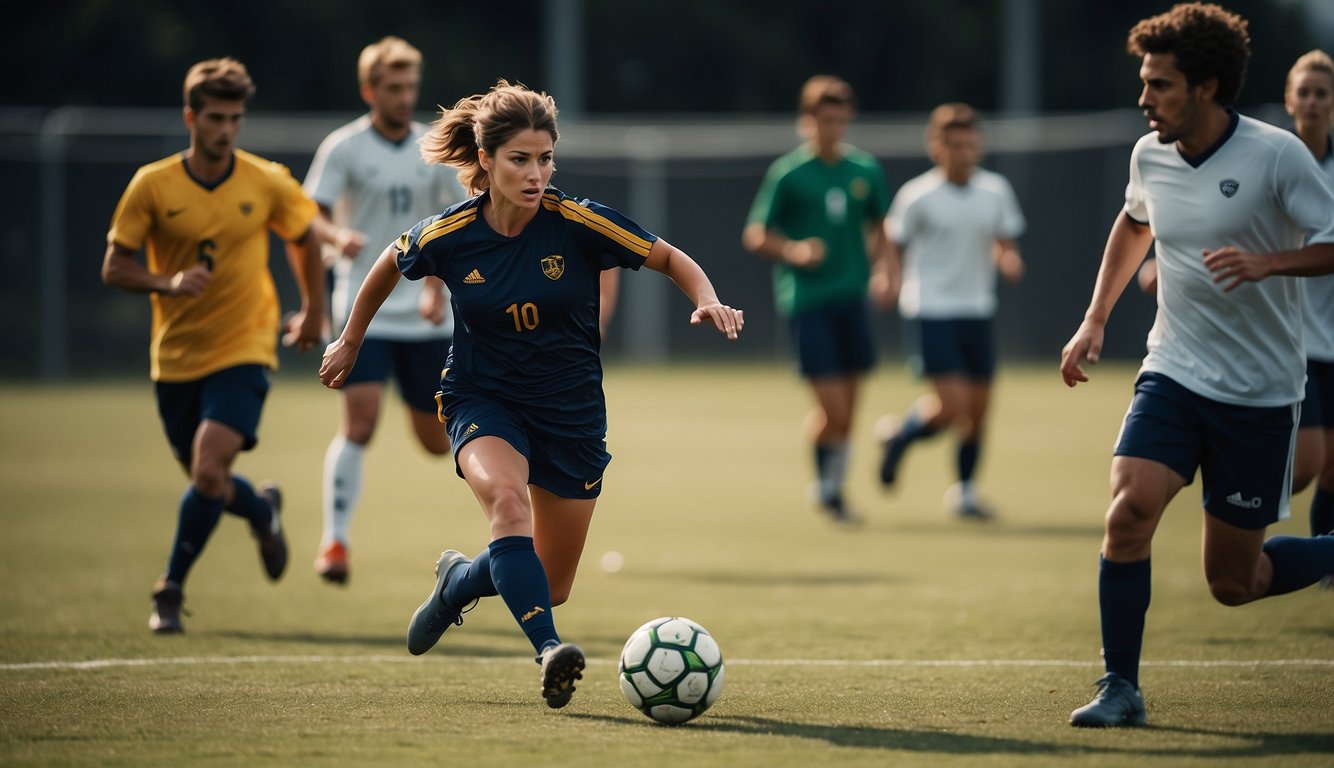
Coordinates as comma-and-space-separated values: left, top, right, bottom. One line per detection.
1219, 179, 1240, 198
541, 254, 564, 280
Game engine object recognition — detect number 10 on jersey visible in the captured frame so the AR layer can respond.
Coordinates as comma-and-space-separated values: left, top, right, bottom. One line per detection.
506, 302, 539, 331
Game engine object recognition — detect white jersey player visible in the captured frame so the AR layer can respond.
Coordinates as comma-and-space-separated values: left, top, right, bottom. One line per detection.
1059, 2, 1334, 729
304, 37, 466, 584
876, 103, 1025, 519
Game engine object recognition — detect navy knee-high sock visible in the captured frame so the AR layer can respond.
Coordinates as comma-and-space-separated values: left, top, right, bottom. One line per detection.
445, 547, 499, 606
487, 536, 559, 653
956, 439, 981, 484
227, 475, 273, 534
1263, 534, 1334, 596
1310, 486, 1334, 537
898, 408, 940, 447
165, 487, 225, 585
1099, 556, 1151, 689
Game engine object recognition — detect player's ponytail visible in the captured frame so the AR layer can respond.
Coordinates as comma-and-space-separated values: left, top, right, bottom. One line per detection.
421, 94, 487, 192
420, 79, 559, 195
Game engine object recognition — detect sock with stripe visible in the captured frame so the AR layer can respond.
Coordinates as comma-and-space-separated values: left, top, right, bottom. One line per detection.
488, 536, 559, 653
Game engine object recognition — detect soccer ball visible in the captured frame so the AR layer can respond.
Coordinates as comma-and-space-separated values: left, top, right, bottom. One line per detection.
617, 616, 725, 725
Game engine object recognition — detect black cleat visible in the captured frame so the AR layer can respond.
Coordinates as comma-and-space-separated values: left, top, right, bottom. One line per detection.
149, 578, 185, 634
538, 642, 586, 709
255, 483, 288, 581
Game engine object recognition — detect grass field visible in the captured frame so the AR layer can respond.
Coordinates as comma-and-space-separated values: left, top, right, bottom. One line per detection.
2, 362, 1331, 767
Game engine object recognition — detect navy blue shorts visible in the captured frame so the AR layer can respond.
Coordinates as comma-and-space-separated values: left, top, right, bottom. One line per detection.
343, 337, 452, 413
903, 317, 996, 380
1299, 359, 1334, 429
438, 388, 611, 500
154, 364, 270, 466
1114, 372, 1297, 529
788, 301, 876, 378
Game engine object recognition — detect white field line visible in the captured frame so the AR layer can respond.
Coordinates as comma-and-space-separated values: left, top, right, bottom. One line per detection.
2, 655, 1332, 672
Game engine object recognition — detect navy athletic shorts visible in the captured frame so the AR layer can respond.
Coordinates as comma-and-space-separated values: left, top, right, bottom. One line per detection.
438, 386, 611, 500
788, 301, 876, 378
343, 337, 452, 413
1299, 359, 1334, 429
1114, 372, 1297, 529
903, 317, 996, 380
154, 364, 270, 466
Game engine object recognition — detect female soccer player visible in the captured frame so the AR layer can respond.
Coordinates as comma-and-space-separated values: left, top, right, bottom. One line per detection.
318, 80, 743, 709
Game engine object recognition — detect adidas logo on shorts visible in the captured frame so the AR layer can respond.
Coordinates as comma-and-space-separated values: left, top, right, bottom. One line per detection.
1225, 492, 1262, 509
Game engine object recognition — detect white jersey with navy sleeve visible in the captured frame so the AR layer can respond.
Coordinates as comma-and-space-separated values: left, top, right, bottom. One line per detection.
886, 167, 1026, 319
1127, 113, 1334, 406
1301, 147, 1334, 363
305, 116, 467, 339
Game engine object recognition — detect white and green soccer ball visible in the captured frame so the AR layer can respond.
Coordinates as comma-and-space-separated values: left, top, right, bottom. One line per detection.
617, 616, 725, 725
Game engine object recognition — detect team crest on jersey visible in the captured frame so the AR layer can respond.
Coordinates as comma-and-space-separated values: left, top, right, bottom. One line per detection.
240, 201, 254, 216
1218, 179, 1240, 198
849, 177, 869, 200
541, 254, 564, 280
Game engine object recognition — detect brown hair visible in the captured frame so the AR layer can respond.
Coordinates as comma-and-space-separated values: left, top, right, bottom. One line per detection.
419, 80, 559, 193
358, 36, 422, 87
1127, 2, 1250, 106
798, 75, 855, 115
1286, 49, 1334, 97
183, 58, 255, 112
926, 102, 977, 144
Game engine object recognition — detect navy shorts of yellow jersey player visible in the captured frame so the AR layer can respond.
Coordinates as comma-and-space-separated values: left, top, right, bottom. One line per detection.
155, 364, 269, 466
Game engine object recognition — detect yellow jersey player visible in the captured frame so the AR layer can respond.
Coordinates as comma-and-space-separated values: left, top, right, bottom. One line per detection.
102, 57, 326, 634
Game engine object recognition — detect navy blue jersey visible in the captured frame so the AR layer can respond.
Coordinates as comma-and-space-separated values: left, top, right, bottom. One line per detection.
397, 188, 653, 435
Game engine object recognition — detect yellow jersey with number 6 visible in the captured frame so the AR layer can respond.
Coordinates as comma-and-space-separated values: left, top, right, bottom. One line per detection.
108, 149, 317, 382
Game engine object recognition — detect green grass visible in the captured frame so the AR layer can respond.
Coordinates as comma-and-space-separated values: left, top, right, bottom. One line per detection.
1, 363, 1331, 767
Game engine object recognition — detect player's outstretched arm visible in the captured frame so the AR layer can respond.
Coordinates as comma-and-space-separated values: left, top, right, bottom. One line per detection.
320, 243, 403, 387
1060, 212, 1153, 387
643, 238, 743, 340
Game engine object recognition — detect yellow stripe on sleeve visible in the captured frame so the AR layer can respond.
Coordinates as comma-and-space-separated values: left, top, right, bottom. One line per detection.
545, 195, 653, 257
416, 209, 477, 250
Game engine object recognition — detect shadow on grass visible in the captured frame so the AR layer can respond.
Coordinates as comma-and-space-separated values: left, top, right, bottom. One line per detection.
569, 713, 1334, 758
890, 521, 1104, 539
211, 625, 516, 649
612, 570, 893, 587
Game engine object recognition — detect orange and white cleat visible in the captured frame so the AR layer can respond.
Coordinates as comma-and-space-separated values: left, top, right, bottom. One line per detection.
315, 540, 349, 585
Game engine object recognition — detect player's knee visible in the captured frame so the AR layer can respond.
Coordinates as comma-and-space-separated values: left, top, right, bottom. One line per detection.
345, 425, 375, 446
1206, 575, 1256, 607
420, 436, 451, 457
1104, 496, 1157, 550
191, 467, 228, 498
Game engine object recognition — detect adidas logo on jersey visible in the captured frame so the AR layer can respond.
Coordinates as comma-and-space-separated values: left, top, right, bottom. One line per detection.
464, 269, 485, 284
1225, 492, 1262, 509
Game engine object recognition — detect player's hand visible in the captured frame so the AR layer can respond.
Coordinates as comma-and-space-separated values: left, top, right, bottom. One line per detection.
869, 268, 900, 310
690, 302, 744, 340
419, 284, 447, 325
336, 227, 366, 259
1137, 259, 1159, 297
282, 309, 323, 352
997, 249, 1025, 284
168, 265, 211, 297
319, 337, 360, 388
783, 238, 825, 269
1059, 320, 1105, 388
1203, 246, 1268, 292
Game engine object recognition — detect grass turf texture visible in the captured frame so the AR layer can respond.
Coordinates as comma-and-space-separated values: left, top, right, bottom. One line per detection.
1, 363, 1331, 767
